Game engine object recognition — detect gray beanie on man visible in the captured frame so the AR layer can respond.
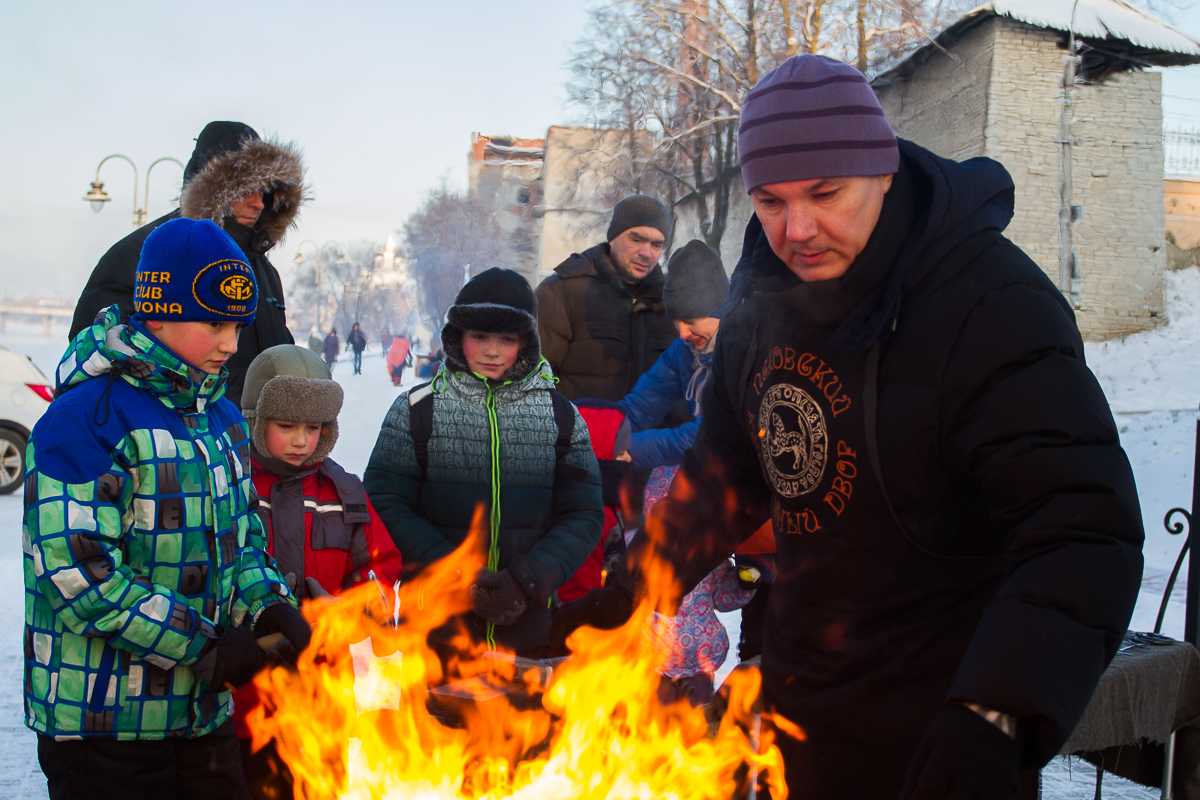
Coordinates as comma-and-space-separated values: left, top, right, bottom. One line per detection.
664, 240, 729, 321
606, 195, 673, 242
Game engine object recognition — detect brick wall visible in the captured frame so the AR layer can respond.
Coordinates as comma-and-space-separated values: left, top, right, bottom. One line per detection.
987, 18, 1165, 340
878, 15, 1165, 341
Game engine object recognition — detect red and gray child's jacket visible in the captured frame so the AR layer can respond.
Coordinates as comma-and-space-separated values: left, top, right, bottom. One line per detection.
232, 456, 402, 738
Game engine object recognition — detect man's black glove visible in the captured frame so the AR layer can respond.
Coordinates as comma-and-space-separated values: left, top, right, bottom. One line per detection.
547, 579, 635, 653
190, 625, 266, 690
254, 602, 312, 666
470, 569, 528, 625
899, 704, 1020, 800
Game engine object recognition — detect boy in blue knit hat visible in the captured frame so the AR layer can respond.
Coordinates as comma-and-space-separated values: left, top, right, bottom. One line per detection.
25, 218, 310, 800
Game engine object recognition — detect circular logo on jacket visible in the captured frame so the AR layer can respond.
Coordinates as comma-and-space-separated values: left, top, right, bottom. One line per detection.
192, 259, 257, 318
758, 383, 827, 498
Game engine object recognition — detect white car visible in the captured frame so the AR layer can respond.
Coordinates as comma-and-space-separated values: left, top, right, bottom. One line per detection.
0, 346, 54, 494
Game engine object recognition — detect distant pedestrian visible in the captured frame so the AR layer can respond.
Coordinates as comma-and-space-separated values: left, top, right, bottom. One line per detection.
386, 334, 412, 386
323, 328, 339, 371
380, 326, 395, 354
347, 322, 367, 374
307, 329, 321, 354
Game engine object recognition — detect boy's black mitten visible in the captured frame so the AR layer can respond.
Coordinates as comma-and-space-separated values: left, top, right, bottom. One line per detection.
254, 603, 312, 666
471, 569, 528, 625
899, 704, 1020, 800
191, 625, 267, 690
547, 578, 635, 653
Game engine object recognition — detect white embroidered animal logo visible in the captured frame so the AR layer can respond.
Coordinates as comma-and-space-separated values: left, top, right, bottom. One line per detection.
769, 413, 807, 470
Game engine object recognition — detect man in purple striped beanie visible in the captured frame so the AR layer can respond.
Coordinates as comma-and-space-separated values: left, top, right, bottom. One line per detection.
551, 54, 1141, 800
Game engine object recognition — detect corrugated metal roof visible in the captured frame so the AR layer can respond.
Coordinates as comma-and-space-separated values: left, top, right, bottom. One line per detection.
977, 0, 1200, 55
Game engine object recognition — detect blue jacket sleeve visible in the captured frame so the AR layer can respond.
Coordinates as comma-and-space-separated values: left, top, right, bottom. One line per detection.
629, 420, 699, 470
620, 338, 696, 469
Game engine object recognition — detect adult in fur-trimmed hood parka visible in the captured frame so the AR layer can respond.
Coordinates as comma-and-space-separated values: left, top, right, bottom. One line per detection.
70, 120, 308, 405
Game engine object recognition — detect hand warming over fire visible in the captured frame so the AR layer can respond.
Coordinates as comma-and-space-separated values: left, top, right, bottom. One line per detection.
190, 625, 267, 691
254, 602, 314, 667
470, 568, 528, 625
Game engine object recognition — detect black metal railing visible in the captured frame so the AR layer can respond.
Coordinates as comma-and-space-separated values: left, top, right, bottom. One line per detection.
1157, 406, 1200, 645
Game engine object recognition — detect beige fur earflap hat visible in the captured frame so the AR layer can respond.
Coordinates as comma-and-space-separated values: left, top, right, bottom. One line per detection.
241, 345, 343, 467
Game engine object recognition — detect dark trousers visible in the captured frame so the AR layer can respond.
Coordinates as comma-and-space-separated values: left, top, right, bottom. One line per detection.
353, 351, 363, 373
239, 738, 293, 800
38, 720, 251, 800
738, 581, 771, 662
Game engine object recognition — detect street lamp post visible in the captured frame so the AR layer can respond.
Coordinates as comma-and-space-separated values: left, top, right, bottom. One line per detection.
83, 154, 185, 229
293, 240, 347, 333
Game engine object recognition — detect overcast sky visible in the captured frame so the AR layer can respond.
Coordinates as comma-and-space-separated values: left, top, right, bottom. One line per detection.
2, 0, 1199, 303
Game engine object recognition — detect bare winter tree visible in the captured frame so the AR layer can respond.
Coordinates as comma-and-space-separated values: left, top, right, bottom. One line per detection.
290, 241, 411, 344
402, 183, 508, 337
568, 0, 972, 251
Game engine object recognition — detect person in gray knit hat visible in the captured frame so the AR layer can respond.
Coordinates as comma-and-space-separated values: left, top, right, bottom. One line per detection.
552, 53, 1142, 800
237, 344, 402, 798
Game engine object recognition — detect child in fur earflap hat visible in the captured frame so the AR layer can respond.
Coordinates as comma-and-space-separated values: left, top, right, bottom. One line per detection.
235, 344, 403, 799
364, 268, 604, 666
25, 218, 307, 800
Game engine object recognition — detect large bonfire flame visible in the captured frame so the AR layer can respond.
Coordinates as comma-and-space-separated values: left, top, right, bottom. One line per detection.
250, 505, 790, 799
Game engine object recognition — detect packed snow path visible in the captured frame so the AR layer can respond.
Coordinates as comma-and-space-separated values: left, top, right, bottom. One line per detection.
10, 267, 1200, 797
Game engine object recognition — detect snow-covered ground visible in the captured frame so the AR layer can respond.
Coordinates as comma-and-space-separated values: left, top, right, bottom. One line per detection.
7, 267, 1200, 797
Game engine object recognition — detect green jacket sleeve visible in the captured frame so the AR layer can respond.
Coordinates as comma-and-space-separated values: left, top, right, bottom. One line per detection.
235, 484, 295, 625
363, 391, 459, 568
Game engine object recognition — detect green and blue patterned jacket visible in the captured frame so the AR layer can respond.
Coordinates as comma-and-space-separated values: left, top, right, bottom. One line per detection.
23, 306, 294, 740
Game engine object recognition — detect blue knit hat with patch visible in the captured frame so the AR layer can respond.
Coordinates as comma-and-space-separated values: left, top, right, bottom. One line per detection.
133, 218, 258, 323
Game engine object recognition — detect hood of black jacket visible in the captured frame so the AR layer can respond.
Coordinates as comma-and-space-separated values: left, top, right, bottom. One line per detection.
179, 122, 307, 254
718, 139, 1015, 348
554, 242, 666, 300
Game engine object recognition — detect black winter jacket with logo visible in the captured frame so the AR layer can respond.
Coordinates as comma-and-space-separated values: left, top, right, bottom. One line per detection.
631, 140, 1144, 775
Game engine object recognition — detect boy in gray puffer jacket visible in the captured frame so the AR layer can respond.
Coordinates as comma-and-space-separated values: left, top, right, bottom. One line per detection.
364, 268, 603, 661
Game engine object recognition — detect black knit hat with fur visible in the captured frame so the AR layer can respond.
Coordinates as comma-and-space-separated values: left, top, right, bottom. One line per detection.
443, 268, 541, 382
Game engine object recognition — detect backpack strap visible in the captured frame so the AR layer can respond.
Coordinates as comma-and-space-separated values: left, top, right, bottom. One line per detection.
550, 390, 588, 483
408, 382, 434, 477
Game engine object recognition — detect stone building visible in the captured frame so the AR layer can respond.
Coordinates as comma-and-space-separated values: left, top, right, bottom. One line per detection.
873, 0, 1200, 341
467, 133, 545, 288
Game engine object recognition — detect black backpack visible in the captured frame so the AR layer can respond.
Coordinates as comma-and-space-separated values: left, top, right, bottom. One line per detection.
407, 382, 588, 482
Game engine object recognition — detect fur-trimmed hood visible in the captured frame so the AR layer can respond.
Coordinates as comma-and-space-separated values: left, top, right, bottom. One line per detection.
180, 126, 308, 249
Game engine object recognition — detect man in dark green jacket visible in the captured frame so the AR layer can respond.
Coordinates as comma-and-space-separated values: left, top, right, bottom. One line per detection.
365, 269, 603, 657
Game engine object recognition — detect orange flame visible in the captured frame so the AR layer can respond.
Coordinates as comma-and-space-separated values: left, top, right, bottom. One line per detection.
250, 502, 789, 799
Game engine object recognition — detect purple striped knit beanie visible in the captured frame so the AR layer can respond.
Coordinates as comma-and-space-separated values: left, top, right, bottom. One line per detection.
738, 55, 899, 192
